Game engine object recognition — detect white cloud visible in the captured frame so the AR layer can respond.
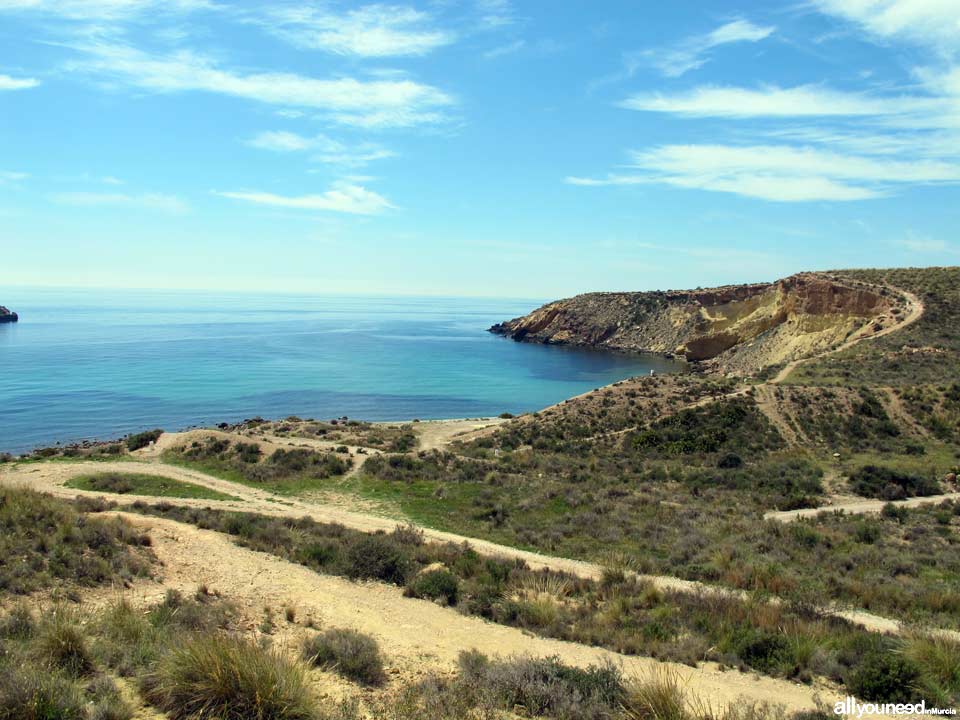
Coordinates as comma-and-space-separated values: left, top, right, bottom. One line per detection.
0, 73, 39, 89
246, 130, 318, 152
620, 83, 937, 117
483, 39, 524, 59
245, 131, 395, 166
901, 234, 951, 252
647, 19, 775, 77
262, 4, 455, 57
50, 191, 188, 212
0, 170, 28, 182
476, 0, 516, 30
214, 182, 393, 215
0, 0, 218, 20
812, 0, 960, 52
567, 143, 960, 202
65, 42, 453, 128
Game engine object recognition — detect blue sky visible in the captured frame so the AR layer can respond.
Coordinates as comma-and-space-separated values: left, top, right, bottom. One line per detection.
1, 0, 959, 297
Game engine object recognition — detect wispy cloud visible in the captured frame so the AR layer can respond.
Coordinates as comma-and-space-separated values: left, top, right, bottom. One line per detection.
0, 73, 39, 89
619, 84, 937, 118
812, 0, 960, 53
483, 38, 524, 59
64, 42, 454, 128
0, 170, 29, 182
901, 233, 954, 253
567, 143, 960, 202
214, 182, 393, 215
646, 19, 775, 77
259, 4, 455, 57
476, 0, 516, 30
50, 191, 188, 212
0, 0, 219, 21
245, 131, 395, 166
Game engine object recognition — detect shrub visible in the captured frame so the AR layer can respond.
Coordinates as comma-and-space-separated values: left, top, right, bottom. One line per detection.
302, 628, 386, 686
35, 612, 95, 677
903, 635, 960, 706
0, 603, 35, 640
126, 429, 163, 451
846, 651, 922, 703
143, 633, 318, 720
849, 465, 940, 500
0, 668, 86, 720
405, 568, 460, 605
457, 651, 625, 720
341, 534, 412, 585
0, 487, 152, 595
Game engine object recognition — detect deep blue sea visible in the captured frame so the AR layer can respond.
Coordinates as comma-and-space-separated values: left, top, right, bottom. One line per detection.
0, 288, 683, 454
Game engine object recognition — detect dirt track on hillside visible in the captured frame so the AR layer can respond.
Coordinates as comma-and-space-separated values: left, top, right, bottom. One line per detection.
87, 510, 850, 715
4, 455, 957, 644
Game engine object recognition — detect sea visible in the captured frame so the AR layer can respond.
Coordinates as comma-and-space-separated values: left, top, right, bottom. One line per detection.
0, 287, 684, 454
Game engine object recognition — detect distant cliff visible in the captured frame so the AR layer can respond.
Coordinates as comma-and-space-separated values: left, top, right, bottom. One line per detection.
0, 306, 18, 323
490, 273, 906, 375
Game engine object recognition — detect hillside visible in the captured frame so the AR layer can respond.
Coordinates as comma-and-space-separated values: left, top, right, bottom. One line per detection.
0, 305, 17, 323
3, 266, 959, 718
490, 271, 913, 376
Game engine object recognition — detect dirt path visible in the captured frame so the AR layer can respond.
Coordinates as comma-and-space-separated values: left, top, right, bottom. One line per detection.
7, 458, 958, 642
98, 510, 855, 716
765, 491, 960, 523
753, 384, 802, 445
409, 417, 507, 452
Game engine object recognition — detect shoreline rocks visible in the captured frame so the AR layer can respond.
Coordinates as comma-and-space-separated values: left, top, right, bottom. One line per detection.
0, 306, 18, 323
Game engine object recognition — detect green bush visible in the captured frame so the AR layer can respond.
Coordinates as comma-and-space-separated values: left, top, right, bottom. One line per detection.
143, 633, 318, 720
341, 534, 412, 585
849, 465, 940, 500
0, 668, 86, 720
126, 429, 163, 451
302, 628, 385, 686
458, 651, 625, 720
35, 612, 95, 677
847, 651, 922, 703
405, 568, 460, 605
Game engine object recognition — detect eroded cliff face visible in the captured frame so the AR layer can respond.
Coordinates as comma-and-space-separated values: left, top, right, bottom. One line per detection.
0, 306, 17, 324
490, 273, 903, 375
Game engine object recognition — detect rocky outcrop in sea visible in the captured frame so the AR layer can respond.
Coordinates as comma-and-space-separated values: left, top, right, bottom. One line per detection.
0, 306, 19, 323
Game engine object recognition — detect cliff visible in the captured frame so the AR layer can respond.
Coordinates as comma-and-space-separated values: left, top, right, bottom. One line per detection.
0, 306, 17, 323
490, 272, 905, 376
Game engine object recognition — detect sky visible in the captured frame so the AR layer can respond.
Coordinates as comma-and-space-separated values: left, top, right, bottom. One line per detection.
1, 0, 959, 297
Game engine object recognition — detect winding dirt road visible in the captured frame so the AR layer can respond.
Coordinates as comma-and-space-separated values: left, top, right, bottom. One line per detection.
4, 452, 957, 644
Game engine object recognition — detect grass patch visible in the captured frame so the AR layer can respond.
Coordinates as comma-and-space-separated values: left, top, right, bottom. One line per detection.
0, 487, 153, 595
302, 628, 386, 686
143, 633, 318, 720
65, 472, 238, 501
162, 435, 350, 495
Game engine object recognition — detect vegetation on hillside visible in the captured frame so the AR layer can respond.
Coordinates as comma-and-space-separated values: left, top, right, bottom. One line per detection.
163, 436, 351, 494
65, 471, 238, 501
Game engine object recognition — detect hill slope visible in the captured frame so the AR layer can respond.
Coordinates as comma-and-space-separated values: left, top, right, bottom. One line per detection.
490, 272, 911, 376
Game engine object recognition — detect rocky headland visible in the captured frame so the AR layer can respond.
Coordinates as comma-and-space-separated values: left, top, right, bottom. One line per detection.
0, 306, 18, 323
490, 272, 907, 376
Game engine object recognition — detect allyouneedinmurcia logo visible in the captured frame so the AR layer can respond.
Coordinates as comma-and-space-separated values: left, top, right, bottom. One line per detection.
834, 698, 957, 717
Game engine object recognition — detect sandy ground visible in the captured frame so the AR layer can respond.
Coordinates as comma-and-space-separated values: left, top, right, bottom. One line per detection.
405, 417, 507, 452
84, 510, 852, 716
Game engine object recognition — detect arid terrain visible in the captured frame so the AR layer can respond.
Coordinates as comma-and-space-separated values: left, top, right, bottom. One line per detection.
2, 267, 959, 720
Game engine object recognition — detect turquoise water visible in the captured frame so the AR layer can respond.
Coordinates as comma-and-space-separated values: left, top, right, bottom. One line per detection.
0, 288, 683, 454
